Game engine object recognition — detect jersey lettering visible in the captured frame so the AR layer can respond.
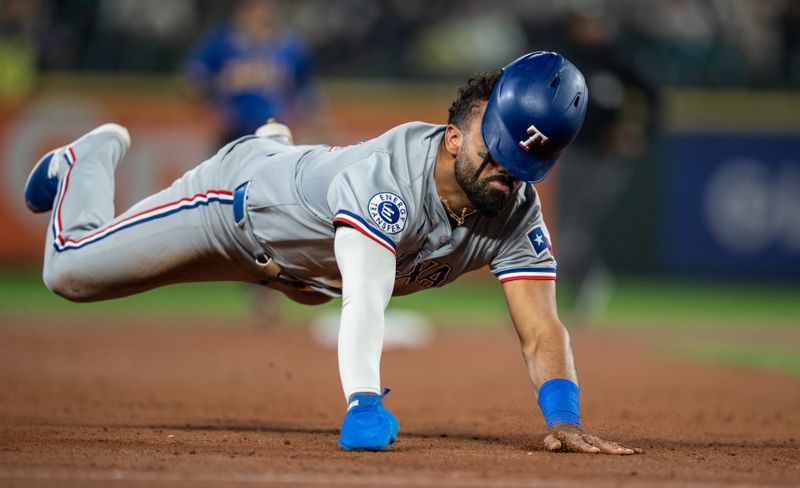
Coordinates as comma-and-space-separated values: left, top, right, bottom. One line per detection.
396, 260, 452, 288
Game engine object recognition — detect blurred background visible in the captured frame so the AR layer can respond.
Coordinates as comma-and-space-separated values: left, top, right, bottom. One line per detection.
0, 0, 798, 341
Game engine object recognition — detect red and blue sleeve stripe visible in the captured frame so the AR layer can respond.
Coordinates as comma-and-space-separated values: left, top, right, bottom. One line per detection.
494, 267, 557, 283
333, 210, 397, 255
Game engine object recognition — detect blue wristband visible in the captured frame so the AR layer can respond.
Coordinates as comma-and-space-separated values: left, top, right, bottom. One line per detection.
537, 378, 581, 429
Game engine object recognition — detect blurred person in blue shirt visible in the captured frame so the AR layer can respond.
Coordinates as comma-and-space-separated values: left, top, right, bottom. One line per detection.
183, 0, 319, 320
183, 0, 319, 146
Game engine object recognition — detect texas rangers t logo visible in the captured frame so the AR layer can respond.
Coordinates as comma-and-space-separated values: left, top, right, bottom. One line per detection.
518, 124, 549, 152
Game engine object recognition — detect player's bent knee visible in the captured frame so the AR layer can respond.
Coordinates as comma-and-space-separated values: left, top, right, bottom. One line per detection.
43, 268, 104, 303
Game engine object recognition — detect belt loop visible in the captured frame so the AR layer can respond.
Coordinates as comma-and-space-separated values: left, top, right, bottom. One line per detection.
255, 254, 273, 268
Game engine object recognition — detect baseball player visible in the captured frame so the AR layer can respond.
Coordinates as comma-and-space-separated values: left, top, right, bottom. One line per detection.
24, 52, 640, 454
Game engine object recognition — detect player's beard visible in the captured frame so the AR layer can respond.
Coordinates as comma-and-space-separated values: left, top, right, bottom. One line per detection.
454, 149, 517, 217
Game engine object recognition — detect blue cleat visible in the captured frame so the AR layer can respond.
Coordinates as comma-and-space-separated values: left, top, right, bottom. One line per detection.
23, 151, 61, 213
23, 123, 131, 213
338, 387, 399, 451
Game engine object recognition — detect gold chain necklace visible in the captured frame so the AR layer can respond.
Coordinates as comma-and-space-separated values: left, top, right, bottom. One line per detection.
438, 196, 476, 226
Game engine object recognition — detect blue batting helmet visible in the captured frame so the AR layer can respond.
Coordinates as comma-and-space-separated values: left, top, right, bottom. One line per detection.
481, 51, 588, 183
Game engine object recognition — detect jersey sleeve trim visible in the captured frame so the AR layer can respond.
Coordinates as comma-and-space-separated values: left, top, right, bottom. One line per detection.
333, 210, 397, 255
494, 267, 557, 283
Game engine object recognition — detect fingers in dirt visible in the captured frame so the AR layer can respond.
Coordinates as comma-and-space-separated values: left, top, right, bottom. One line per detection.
543, 433, 562, 451
557, 431, 601, 454
582, 434, 636, 455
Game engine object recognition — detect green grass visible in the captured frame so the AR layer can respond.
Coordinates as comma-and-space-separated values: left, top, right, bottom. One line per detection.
601, 278, 800, 327
1, 270, 798, 327
0, 270, 252, 321
279, 280, 510, 326
2, 269, 797, 373
682, 344, 800, 375
0, 269, 510, 325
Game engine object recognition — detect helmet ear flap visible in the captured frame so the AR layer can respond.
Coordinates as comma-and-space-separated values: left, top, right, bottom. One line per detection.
481, 51, 588, 183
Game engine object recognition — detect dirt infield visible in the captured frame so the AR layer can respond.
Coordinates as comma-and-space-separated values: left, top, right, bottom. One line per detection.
0, 317, 798, 487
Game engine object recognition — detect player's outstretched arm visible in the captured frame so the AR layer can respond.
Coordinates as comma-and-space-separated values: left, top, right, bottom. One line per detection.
502, 279, 641, 455
334, 225, 396, 400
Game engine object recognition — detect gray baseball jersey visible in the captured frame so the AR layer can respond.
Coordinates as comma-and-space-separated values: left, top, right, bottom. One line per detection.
240, 122, 557, 295
41, 122, 555, 302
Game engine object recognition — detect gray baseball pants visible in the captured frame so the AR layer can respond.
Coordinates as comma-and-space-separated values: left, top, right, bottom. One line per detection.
42, 131, 281, 301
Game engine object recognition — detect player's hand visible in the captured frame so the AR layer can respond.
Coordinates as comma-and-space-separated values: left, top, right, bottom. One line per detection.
543, 423, 642, 455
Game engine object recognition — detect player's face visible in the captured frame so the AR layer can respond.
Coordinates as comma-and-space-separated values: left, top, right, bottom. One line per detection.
454, 113, 521, 217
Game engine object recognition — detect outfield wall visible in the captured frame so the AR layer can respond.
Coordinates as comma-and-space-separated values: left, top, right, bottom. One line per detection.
659, 90, 800, 279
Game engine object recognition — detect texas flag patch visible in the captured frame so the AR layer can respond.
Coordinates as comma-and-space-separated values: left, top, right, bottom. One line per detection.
527, 226, 552, 256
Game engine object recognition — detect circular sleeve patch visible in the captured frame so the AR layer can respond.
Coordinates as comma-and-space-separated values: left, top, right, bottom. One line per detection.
368, 192, 408, 234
